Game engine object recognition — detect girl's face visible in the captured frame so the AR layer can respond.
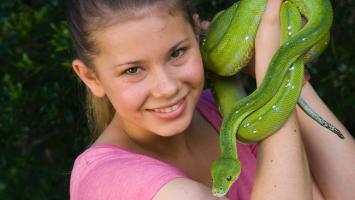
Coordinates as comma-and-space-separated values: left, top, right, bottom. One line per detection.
91, 12, 204, 138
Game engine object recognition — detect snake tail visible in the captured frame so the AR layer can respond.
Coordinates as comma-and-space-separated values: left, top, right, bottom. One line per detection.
298, 97, 344, 139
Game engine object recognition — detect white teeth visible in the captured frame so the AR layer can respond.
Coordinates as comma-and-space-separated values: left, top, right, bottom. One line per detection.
153, 103, 180, 113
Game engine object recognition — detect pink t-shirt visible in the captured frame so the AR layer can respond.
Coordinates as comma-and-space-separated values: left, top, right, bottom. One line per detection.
70, 89, 257, 200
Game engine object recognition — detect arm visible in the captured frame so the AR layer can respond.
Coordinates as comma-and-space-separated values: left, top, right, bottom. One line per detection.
251, 0, 312, 199
252, 0, 355, 199
153, 178, 229, 200
296, 82, 355, 199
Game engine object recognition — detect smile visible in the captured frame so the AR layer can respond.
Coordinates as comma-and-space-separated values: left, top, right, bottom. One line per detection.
152, 102, 182, 113
148, 95, 188, 120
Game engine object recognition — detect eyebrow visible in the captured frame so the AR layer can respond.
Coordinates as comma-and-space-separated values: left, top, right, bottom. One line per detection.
167, 37, 190, 54
113, 37, 190, 68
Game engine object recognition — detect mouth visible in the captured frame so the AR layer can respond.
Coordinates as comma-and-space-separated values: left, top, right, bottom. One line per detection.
212, 192, 227, 198
149, 96, 186, 113
147, 94, 188, 120
212, 187, 227, 198
151, 101, 183, 113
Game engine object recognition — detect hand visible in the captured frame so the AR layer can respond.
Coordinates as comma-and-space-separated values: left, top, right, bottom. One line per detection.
251, 0, 311, 85
193, 14, 210, 39
253, 0, 283, 85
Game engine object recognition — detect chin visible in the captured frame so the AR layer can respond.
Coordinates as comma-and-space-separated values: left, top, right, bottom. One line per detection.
148, 87, 202, 137
160, 120, 192, 137
157, 111, 195, 137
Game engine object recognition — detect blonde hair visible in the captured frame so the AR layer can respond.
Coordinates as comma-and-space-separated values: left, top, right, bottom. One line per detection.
85, 88, 114, 139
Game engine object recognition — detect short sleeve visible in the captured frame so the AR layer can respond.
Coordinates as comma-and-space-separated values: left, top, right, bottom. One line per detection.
70, 145, 187, 200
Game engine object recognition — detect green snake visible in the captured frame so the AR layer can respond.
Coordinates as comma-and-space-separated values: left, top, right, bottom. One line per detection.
200, 0, 343, 197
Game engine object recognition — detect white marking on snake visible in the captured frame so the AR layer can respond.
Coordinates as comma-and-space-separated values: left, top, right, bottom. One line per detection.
272, 105, 281, 112
285, 82, 293, 88
245, 35, 252, 41
234, 53, 242, 61
243, 122, 251, 128
254, 16, 260, 23
226, 63, 234, 69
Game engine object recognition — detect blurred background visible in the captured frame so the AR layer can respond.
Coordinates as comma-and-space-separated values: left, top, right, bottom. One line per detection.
0, 0, 354, 199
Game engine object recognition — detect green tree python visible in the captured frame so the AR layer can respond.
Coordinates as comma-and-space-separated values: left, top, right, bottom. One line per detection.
200, 0, 344, 197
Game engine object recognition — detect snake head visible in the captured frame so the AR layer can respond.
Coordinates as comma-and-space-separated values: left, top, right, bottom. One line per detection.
211, 158, 241, 197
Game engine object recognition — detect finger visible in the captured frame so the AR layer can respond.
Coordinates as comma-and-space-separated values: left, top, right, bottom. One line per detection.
262, 0, 282, 23
193, 13, 200, 26
193, 13, 203, 34
201, 21, 210, 31
265, 0, 283, 14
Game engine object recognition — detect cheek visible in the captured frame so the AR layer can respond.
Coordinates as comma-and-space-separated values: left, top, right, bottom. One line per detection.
107, 82, 149, 114
183, 52, 204, 88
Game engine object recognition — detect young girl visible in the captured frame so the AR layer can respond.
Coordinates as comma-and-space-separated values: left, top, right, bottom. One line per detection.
67, 0, 355, 199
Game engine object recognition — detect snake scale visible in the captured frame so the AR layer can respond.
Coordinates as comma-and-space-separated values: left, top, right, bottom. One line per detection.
200, 0, 344, 197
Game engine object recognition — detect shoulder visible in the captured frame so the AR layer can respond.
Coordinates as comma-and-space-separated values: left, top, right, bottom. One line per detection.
153, 178, 229, 200
70, 144, 186, 200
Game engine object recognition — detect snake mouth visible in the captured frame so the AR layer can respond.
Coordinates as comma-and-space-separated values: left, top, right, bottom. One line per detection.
212, 191, 227, 198
212, 186, 228, 198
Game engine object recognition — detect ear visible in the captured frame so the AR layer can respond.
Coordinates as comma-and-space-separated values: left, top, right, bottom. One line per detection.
72, 59, 106, 98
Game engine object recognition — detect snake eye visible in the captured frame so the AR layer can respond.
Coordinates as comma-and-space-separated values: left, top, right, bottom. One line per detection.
226, 176, 232, 181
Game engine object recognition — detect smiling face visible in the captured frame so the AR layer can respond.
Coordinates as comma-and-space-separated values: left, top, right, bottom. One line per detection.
86, 10, 204, 139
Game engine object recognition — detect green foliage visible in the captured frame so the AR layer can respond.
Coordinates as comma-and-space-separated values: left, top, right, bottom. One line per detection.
0, 0, 354, 199
0, 1, 89, 199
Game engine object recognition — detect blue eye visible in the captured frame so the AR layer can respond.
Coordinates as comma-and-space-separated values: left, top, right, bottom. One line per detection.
171, 48, 186, 58
124, 67, 141, 75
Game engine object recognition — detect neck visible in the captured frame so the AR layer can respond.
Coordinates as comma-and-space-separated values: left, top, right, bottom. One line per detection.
106, 113, 198, 161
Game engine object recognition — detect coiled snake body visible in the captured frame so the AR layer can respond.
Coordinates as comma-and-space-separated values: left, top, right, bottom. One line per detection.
201, 0, 343, 197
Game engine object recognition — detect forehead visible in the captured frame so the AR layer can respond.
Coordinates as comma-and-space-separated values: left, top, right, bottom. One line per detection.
98, 14, 184, 41
91, 5, 191, 37
91, 11, 195, 64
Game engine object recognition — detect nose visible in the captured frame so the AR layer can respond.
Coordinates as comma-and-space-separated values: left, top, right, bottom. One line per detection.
151, 66, 179, 99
